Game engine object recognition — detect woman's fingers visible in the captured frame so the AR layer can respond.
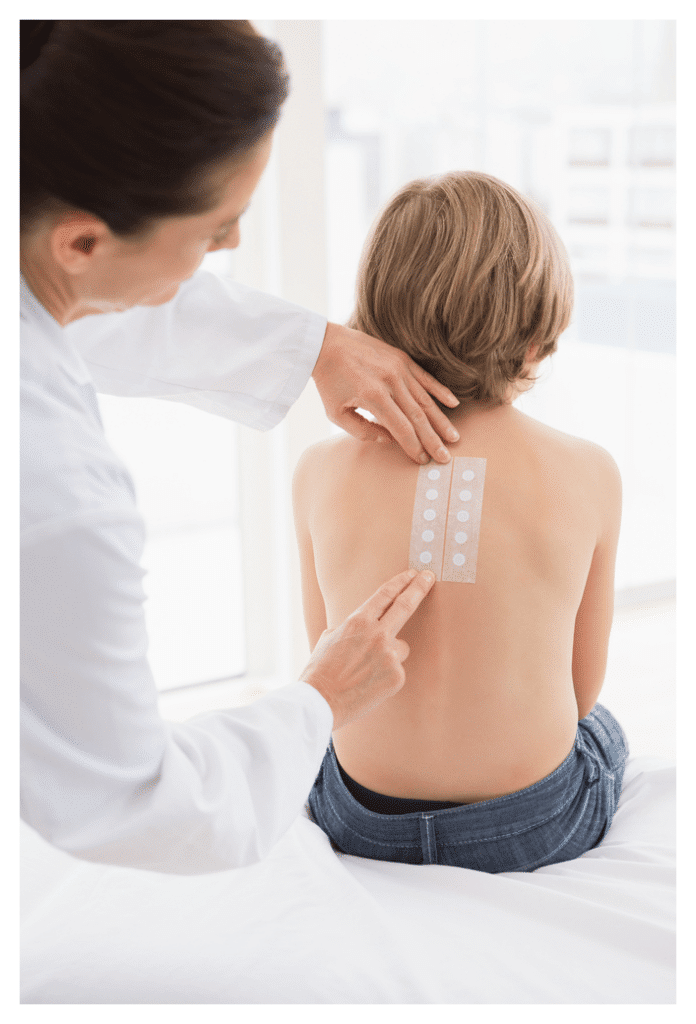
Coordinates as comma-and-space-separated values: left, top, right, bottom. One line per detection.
394, 375, 461, 451
407, 359, 459, 409
355, 566, 435, 636
393, 638, 411, 663
299, 568, 435, 731
361, 377, 461, 466
363, 386, 446, 464
312, 323, 459, 465
337, 400, 436, 464
355, 568, 423, 622
378, 353, 460, 463
377, 570, 436, 637
336, 408, 394, 445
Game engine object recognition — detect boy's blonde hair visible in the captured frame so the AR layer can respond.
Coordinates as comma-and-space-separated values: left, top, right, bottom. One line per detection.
349, 171, 574, 407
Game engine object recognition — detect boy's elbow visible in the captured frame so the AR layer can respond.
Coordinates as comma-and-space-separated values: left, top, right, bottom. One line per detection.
574, 681, 602, 721
576, 699, 595, 722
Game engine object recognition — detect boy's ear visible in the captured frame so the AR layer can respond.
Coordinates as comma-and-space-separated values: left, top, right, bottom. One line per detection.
49, 212, 112, 275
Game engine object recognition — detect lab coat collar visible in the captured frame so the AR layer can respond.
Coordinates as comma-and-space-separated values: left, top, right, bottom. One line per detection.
20, 274, 94, 387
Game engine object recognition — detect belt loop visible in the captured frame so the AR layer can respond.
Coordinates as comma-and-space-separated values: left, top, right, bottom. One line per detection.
420, 814, 438, 864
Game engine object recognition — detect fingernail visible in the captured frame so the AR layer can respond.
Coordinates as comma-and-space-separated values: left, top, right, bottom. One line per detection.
436, 447, 451, 462
446, 428, 459, 442
419, 453, 430, 465
407, 568, 417, 578
420, 570, 435, 584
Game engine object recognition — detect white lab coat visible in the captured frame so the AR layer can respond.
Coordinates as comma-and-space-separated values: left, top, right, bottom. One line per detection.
20, 271, 334, 873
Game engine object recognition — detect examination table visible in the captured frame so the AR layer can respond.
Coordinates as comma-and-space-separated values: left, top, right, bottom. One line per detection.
20, 755, 675, 1003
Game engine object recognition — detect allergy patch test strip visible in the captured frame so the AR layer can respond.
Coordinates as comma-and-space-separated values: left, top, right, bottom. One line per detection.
442, 457, 486, 583
408, 460, 453, 579
408, 456, 487, 582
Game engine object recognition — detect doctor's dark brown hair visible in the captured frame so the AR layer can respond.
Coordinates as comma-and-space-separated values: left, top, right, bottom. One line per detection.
349, 171, 574, 408
20, 20, 288, 236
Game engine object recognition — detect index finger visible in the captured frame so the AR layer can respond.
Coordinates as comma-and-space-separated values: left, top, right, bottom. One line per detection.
354, 568, 419, 621
376, 570, 436, 636
370, 376, 460, 467
358, 569, 433, 630
394, 378, 462, 462
408, 360, 459, 410
368, 399, 439, 465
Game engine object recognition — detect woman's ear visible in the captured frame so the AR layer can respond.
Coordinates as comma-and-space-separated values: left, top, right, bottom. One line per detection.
49, 212, 112, 275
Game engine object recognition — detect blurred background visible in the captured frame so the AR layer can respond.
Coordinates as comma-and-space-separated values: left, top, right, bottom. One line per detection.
96, 20, 676, 760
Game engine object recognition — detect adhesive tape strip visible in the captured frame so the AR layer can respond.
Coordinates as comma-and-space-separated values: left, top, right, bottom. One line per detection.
442, 456, 486, 583
408, 456, 487, 582
408, 461, 453, 579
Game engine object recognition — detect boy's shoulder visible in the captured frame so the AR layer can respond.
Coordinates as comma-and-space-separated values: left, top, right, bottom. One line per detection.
295, 431, 355, 474
294, 430, 381, 477
522, 412, 621, 489
293, 432, 368, 502
298, 430, 356, 457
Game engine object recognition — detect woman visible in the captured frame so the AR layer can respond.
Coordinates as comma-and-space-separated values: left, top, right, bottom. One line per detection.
297, 171, 629, 871
20, 20, 455, 873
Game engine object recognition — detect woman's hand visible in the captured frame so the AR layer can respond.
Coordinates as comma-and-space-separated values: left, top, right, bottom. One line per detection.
312, 322, 460, 465
299, 568, 436, 731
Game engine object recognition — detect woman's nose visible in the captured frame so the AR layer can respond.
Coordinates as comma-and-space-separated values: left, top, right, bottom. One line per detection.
209, 223, 241, 253
225, 223, 241, 250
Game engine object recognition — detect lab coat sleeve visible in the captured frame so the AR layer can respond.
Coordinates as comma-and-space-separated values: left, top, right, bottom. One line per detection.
20, 512, 334, 873
64, 270, 328, 430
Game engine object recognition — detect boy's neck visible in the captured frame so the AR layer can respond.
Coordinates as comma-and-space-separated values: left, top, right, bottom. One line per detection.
448, 395, 518, 427
446, 370, 538, 427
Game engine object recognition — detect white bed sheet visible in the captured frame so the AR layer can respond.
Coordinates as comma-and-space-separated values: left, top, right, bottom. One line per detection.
20, 755, 676, 1004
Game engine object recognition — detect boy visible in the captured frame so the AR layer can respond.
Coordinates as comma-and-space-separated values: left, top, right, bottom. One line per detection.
293, 171, 628, 871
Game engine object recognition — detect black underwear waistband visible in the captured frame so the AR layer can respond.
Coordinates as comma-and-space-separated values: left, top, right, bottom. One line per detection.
335, 756, 461, 815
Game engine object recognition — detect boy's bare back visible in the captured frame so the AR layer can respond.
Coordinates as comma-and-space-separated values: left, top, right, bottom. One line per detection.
294, 402, 621, 804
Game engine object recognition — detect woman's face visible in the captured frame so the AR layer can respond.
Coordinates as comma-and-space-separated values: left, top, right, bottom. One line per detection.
74, 133, 274, 314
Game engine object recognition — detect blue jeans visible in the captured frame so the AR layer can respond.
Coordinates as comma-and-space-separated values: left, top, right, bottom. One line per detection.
308, 703, 629, 872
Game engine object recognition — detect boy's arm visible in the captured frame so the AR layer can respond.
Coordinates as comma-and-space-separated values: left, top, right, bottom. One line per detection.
571, 446, 623, 720
292, 447, 328, 651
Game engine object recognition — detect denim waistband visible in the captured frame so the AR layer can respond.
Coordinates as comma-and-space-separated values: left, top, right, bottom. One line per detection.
322, 703, 627, 845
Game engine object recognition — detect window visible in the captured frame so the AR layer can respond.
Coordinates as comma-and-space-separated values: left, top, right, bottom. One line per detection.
95, 247, 247, 694
627, 185, 676, 228
628, 124, 675, 167
96, 361, 246, 692
567, 185, 612, 225
568, 126, 612, 166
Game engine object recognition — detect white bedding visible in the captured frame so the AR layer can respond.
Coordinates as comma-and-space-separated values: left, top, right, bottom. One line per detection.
20, 755, 675, 1004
